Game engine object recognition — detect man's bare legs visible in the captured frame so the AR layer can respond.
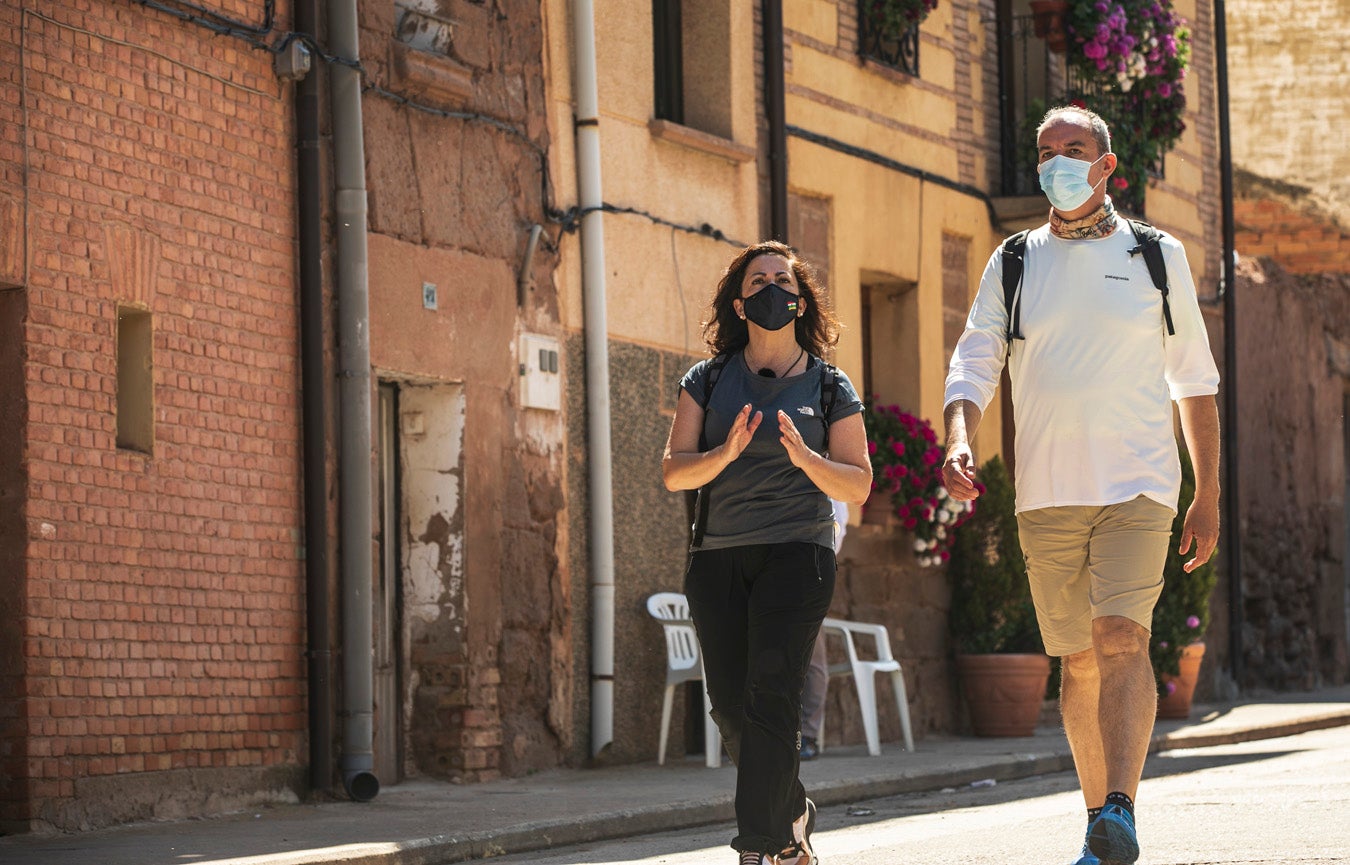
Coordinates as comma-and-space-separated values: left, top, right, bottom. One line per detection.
1060, 615, 1156, 808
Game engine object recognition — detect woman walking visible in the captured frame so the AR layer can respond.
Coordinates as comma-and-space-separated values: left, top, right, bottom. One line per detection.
662, 241, 871, 864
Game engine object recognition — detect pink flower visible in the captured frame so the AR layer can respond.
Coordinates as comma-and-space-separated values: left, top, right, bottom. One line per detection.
1157, 82, 1173, 98
1186, 615, 1200, 629
1158, 641, 1169, 649
895, 465, 909, 479
891, 441, 906, 457
868, 441, 878, 455
902, 517, 918, 530
1113, 176, 1130, 190
1164, 681, 1177, 695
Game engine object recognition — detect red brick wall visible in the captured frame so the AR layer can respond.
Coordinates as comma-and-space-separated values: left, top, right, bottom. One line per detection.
1235, 196, 1350, 274
3, 3, 304, 831
0, 0, 30, 833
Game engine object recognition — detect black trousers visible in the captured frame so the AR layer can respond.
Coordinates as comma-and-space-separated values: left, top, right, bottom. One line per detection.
685, 542, 836, 855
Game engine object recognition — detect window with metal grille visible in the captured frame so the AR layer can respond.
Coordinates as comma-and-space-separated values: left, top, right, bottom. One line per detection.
857, 0, 921, 77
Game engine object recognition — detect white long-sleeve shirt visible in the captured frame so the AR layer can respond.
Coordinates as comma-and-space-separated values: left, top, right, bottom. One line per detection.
944, 216, 1220, 513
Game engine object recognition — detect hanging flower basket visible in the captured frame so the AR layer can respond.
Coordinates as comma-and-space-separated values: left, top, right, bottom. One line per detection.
1063, 0, 1192, 212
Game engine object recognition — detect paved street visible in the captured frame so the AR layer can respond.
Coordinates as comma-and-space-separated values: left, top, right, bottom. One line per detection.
486, 725, 1350, 865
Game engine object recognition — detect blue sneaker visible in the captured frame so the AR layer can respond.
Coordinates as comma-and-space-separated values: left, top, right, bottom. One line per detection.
1070, 839, 1101, 865
1087, 804, 1139, 865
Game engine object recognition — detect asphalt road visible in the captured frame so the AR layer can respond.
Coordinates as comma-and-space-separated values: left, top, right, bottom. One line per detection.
485, 725, 1350, 865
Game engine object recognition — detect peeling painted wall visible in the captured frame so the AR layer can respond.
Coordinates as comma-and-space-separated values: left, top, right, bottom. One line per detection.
397, 385, 469, 777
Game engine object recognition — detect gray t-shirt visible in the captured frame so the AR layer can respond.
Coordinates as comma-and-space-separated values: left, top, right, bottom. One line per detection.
681, 353, 863, 551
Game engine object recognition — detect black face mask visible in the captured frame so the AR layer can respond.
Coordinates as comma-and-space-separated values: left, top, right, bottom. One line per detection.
742, 283, 800, 332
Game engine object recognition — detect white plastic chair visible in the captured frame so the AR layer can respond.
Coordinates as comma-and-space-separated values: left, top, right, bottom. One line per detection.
646, 592, 722, 768
817, 617, 915, 756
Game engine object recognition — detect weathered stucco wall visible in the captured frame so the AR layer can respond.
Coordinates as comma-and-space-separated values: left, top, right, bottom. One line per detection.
360, 0, 566, 782
1226, 0, 1350, 230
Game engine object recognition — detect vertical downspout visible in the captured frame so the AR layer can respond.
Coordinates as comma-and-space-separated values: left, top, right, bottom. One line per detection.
295, 0, 333, 795
763, 0, 788, 243
329, 0, 379, 799
1213, 0, 1243, 690
573, 0, 616, 759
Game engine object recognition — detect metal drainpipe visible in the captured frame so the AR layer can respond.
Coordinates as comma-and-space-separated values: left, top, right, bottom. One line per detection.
763, 0, 788, 243
1214, 0, 1243, 690
329, 0, 379, 800
294, 0, 333, 796
573, 0, 616, 759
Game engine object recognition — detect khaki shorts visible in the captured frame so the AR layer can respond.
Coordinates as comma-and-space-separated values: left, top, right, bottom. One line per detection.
1016, 495, 1173, 657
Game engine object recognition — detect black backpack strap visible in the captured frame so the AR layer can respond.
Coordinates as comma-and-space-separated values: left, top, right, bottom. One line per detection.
1126, 219, 1175, 336
819, 359, 839, 453
692, 353, 730, 548
1001, 230, 1031, 343
695, 353, 730, 450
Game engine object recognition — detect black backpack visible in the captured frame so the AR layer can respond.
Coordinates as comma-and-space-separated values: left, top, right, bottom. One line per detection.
1000, 219, 1175, 346
690, 354, 839, 547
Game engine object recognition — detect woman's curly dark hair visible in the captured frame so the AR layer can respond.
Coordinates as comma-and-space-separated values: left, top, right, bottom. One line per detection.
702, 240, 840, 358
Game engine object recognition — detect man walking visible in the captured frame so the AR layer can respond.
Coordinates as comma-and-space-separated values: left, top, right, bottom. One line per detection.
942, 105, 1220, 865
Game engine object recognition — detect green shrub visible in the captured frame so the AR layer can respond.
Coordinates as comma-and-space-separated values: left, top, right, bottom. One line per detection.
1149, 447, 1217, 695
947, 456, 1042, 654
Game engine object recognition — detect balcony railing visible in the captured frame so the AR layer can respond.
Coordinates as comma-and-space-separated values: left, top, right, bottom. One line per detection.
857, 1, 920, 77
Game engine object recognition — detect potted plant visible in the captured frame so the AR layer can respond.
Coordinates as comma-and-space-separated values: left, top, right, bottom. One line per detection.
862, 399, 975, 565
1062, 0, 1191, 213
946, 456, 1050, 736
1151, 448, 1217, 718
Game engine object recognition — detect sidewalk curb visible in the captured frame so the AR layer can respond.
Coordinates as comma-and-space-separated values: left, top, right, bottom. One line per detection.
1149, 706, 1350, 752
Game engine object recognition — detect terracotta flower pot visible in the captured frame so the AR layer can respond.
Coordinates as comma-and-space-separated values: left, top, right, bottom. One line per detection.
1157, 641, 1206, 719
955, 653, 1052, 737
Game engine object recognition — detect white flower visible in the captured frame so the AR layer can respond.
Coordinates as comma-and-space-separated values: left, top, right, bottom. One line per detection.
937, 486, 949, 500
912, 539, 927, 553
936, 526, 947, 540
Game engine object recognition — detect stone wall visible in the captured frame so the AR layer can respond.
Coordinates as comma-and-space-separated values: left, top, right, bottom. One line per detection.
1227, 256, 1349, 690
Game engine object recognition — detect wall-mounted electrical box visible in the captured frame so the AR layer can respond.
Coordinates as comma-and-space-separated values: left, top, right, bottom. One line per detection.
519, 333, 561, 411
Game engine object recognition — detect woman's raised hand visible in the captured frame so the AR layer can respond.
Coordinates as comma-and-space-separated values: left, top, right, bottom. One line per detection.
722, 403, 763, 462
777, 409, 815, 469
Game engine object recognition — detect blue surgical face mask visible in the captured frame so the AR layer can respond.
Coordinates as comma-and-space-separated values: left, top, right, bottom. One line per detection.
1038, 153, 1108, 212
742, 283, 800, 331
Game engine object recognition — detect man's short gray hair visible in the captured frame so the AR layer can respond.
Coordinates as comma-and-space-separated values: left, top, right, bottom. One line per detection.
1037, 105, 1112, 155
